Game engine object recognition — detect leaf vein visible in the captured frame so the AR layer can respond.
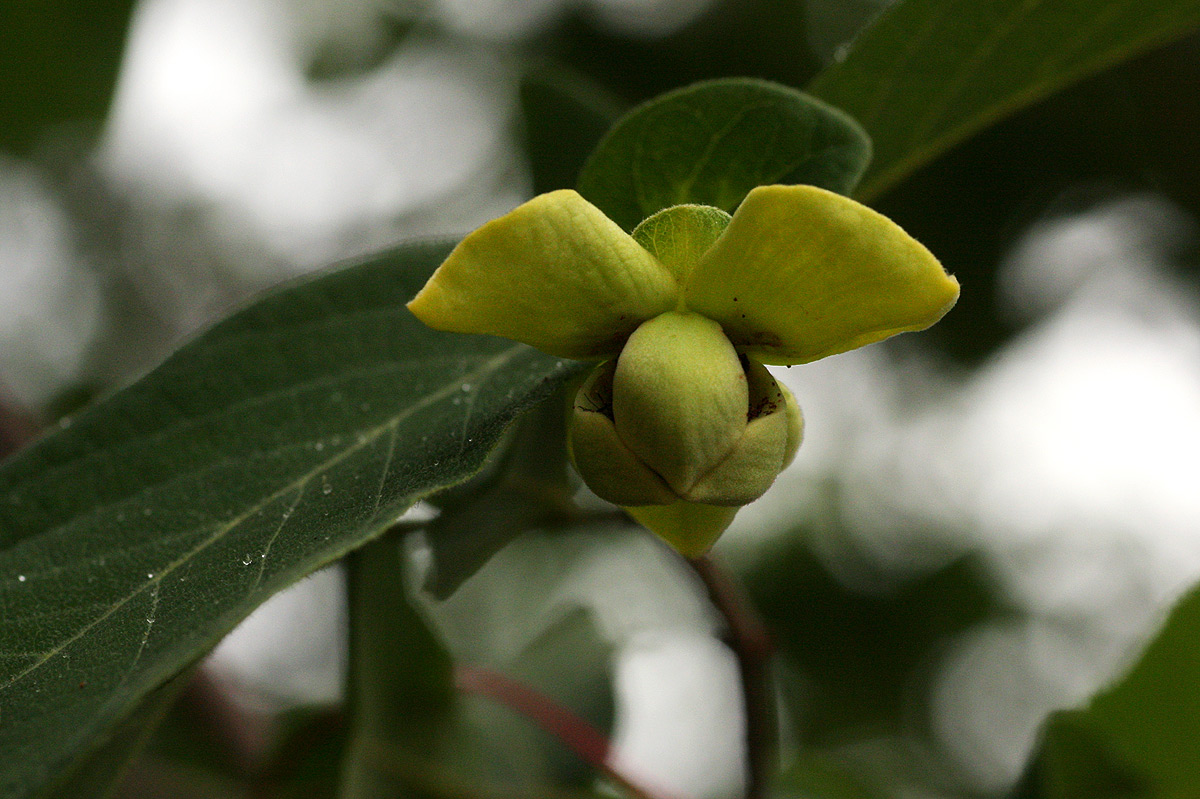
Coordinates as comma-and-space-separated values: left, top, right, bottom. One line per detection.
901, 0, 1048, 154
0, 344, 527, 691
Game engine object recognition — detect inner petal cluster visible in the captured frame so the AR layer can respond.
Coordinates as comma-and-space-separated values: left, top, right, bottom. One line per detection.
567, 310, 801, 509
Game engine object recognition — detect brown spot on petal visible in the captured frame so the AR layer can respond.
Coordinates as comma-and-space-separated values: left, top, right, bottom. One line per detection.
742, 331, 783, 348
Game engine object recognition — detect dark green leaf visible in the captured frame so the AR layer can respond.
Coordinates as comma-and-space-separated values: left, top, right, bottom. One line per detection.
1019, 582, 1200, 797
41, 670, 192, 799
520, 67, 625, 196
0, 241, 586, 799
807, 0, 1200, 201
576, 78, 871, 231
0, 0, 136, 155
255, 706, 347, 799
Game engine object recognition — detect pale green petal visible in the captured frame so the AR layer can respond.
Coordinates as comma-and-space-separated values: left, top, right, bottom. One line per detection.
685, 185, 960, 364
568, 362, 677, 506
408, 190, 677, 359
778, 378, 803, 468
685, 411, 787, 506
612, 312, 747, 496
626, 503, 739, 558
685, 360, 794, 506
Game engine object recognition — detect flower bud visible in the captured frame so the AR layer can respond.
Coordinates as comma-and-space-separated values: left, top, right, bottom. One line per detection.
567, 310, 803, 518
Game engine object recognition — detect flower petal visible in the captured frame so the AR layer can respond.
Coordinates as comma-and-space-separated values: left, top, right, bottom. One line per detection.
408, 190, 677, 359
568, 361, 678, 506
684, 185, 960, 364
685, 360, 798, 506
626, 502, 739, 557
612, 312, 748, 496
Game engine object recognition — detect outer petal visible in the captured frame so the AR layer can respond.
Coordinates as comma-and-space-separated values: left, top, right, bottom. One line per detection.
626, 502, 739, 558
684, 185, 960, 364
685, 360, 795, 506
568, 361, 678, 506
408, 190, 677, 359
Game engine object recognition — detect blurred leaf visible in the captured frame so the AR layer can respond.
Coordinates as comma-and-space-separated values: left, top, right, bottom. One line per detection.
304, 13, 419, 83
1018, 582, 1200, 798
808, 0, 1200, 201
867, 65, 1156, 364
457, 606, 615, 788
40, 670, 191, 799
0, 0, 136, 155
117, 668, 271, 794
1015, 716, 1148, 799
340, 532, 612, 798
339, 533, 455, 799
743, 539, 1005, 744
554, 0, 820, 104
0, 241, 586, 799
424, 395, 579, 599
514, 607, 614, 755
520, 67, 625, 196
576, 78, 871, 231
255, 706, 347, 799
772, 752, 889, 799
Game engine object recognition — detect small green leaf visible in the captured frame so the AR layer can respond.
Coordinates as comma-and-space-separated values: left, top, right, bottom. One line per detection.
577, 78, 872, 231
0, 241, 585, 799
1020, 582, 1200, 797
808, 0, 1200, 201
631, 204, 731, 283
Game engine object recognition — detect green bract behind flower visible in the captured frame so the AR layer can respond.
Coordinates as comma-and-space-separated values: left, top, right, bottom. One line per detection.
407, 184, 958, 556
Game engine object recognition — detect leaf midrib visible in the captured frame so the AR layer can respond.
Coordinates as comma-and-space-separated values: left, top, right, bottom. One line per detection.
0, 342, 528, 691
0, 354, 489, 537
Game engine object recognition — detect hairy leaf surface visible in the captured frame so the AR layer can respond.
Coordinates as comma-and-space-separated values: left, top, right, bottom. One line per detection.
577, 78, 871, 231
0, 242, 583, 798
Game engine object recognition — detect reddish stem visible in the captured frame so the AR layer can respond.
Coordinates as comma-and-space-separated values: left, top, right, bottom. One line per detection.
455, 665, 677, 799
0, 395, 38, 460
687, 555, 776, 799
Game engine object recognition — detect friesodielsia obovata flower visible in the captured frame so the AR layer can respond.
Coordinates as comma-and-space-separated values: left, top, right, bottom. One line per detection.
407, 185, 958, 556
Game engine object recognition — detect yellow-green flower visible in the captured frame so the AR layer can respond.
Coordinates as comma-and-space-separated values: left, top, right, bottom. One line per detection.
408, 185, 958, 556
